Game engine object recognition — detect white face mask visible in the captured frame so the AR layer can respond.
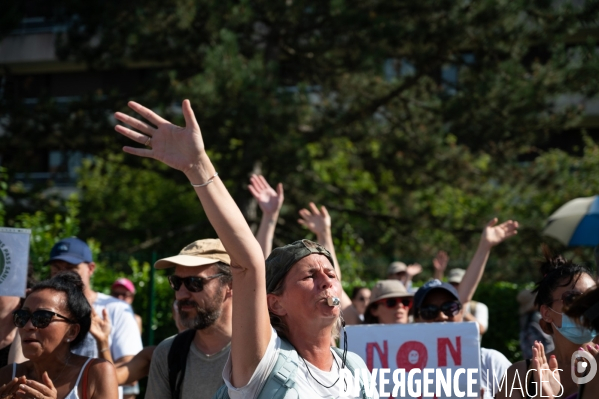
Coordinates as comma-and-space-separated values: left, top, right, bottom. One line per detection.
549, 307, 598, 345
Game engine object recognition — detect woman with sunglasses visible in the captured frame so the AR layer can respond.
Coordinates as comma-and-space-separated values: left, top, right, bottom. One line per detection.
364, 280, 413, 324
496, 252, 596, 399
114, 100, 376, 398
0, 272, 117, 399
413, 279, 512, 399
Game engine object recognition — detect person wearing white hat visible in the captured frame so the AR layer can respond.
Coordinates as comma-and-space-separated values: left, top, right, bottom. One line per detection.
146, 239, 233, 399
387, 261, 421, 293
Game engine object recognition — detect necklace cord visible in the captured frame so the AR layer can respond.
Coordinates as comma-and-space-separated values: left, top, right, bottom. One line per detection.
298, 351, 341, 389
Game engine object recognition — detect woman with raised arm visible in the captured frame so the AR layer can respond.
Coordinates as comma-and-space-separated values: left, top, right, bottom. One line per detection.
114, 100, 373, 399
0, 272, 117, 399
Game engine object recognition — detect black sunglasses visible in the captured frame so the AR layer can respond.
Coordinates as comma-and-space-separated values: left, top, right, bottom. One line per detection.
548, 290, 583, 308
377, 297, 413, 309
418, 301, 462, 320
13, 309, 74, 329
168, 273, 224, 292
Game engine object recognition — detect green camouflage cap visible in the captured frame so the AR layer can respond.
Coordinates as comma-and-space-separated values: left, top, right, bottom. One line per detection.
265, 239, 334, 293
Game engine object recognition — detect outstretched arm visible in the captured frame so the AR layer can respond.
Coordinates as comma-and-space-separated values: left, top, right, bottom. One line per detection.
115, 346, 156, 385
298, 203, 361, 325
458, 218, 518, 305
248, 174, 284, 258
115, 100, 269, 388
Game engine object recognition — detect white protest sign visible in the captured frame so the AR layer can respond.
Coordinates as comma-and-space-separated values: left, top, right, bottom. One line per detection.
0, 227, 31, 297
343, 322, 481, 398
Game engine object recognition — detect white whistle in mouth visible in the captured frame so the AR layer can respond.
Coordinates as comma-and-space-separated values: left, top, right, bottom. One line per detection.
327, 297, 340, 306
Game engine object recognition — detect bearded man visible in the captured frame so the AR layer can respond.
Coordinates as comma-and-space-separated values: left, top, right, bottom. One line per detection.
145, 239, 232, 399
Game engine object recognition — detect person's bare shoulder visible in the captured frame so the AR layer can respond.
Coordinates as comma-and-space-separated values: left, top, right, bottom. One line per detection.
87, 358, 118, 399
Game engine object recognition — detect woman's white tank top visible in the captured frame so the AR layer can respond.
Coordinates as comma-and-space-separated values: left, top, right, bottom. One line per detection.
12, 357, 93, 399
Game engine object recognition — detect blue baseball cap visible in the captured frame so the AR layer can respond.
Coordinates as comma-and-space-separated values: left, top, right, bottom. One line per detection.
414, 279, 460, 312
45, 237, 93, 265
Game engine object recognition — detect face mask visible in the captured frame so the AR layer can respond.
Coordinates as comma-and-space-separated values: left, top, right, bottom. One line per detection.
550, 309, 597, 345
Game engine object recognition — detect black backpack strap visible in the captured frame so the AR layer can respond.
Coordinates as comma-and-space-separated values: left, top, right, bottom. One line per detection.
168, 329, 196, 399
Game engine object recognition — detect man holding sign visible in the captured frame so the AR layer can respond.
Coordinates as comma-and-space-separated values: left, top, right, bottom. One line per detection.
413, 280, 511, 398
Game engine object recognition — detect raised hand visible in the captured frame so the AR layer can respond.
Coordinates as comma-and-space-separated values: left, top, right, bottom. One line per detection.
114, 100, 206, 176
433, 251, 449, 273
17, 372, 57, 399
89, 308, 111, 344
406, 263, 422, 278
248, 175, 284, 215
531, 341, 561, 399
298, 203, 331, 237
480, 218, 519, 248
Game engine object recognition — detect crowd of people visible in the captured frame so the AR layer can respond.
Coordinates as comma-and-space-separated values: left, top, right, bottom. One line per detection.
0, 99, 597, 398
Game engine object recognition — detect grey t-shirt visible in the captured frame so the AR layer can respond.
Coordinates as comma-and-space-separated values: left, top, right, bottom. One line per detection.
145, 333, 230, 399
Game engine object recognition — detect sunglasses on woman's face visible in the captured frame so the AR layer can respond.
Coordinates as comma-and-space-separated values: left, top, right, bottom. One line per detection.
548, 290, 583, 308
418, 301, 462, 320
377, 297, 413, 309
168, 273, 224, 293
13, 309, 74, 329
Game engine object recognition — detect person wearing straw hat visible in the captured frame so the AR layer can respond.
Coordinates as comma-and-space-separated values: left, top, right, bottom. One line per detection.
364, 280, 413, 324
145, 239, 233, 399
387, 261, 421, 293
114, 99, 375, 399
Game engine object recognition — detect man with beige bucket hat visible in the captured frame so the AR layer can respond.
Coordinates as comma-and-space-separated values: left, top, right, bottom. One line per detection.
146, 239, 233, 399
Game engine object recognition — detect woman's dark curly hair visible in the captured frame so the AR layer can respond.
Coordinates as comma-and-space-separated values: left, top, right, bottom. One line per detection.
565, 287, 599, 332
28, 271, 92, 348
532, 247, 593, 333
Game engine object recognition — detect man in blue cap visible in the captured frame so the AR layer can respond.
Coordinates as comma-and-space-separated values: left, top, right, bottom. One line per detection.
414, 280, 511, 399
47, 237, 143, 399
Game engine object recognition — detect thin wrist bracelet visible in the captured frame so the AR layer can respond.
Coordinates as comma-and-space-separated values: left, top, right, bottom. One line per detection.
191, 172, 219, 188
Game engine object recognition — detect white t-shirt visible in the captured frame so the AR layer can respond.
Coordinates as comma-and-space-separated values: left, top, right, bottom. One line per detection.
222, 328, 377, 399
480, 347, 512, 399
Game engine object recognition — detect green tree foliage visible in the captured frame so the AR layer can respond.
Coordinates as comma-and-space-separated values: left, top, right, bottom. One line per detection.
12, 197, 177, 345
14, 196, 83, 278
2, 2, 599, 302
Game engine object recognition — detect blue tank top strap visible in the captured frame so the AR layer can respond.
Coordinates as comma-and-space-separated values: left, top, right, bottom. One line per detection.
11, 363, 16, 379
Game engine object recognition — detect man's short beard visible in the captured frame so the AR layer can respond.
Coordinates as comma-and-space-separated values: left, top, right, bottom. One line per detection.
177, 285, 224, 330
